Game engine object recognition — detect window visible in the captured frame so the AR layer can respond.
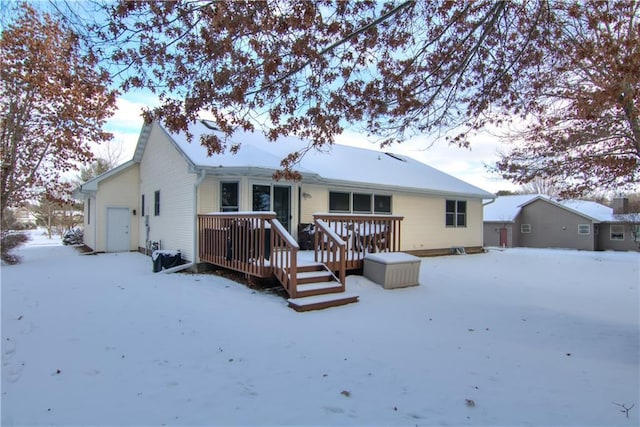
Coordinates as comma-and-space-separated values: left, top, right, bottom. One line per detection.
329, 192, 350, 212
374, 195, 392, 214
353, 193, 372, 213
446, 200, 466, 227
252, 184, 271, 211
610, 225, 624, 240
221, 182, 239, 212
329, 191, 392, 214
154, 191, 160, 216
87, 199, 91, 225
141, 194, 145, 217
521, 224, 531, 233
578, 224, 590, 235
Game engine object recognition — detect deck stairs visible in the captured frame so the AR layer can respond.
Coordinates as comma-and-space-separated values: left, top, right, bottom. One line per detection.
285, 262, 358, 312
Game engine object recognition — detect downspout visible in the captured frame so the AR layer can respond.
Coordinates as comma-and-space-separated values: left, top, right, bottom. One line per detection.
162, 169, 207, 274
481, 197, 496, 251
92, 193, 97, 252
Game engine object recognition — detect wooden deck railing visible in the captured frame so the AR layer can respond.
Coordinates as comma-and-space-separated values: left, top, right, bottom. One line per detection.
270, 218, 300, 298
313, 214, 404, 270
198, 212, 403, 296
198, 212, 276, 278
314, 219, 346, 288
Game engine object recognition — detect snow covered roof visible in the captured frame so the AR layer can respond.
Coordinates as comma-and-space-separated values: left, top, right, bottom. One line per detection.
558, 200, 614, 222
137, 120, 494, 199
484, 195, 640, 223
483, 194, 549, 222
560, 200, 640, 223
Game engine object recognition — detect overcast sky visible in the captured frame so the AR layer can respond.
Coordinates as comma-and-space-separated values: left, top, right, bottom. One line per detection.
104, 93, 519, 194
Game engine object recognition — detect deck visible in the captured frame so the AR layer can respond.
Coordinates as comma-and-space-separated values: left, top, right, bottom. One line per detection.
198, 212, 403, 310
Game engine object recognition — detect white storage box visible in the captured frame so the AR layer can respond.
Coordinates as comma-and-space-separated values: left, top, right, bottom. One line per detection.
363, 252, 421, 289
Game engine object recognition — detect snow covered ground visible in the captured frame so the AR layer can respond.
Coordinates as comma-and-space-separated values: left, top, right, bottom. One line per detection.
2, 230, 639, 426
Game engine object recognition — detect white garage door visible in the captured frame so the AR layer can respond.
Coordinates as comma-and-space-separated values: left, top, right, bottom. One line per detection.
106, 207, 130, 253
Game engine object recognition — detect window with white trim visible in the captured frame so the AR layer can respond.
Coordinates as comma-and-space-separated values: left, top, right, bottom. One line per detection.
252, 184, 271, 211
329, 191, 392, 214
221, 182, 239, 212
445, 200, 466, 227
521, 224, 531, 233
329, 191, 350, 212
353, 193, 372, 213
610, 225, 624, 240
578, 224, 590, 235
154, 190, 160, 216
374, 195, 392, 214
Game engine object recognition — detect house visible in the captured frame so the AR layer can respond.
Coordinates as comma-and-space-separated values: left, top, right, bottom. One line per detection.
77, 119, 494, 309
483, 195, 640, 251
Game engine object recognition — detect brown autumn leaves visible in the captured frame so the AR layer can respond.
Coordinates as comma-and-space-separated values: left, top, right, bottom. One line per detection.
104, 0, 638, 195
2, 1, 638, 204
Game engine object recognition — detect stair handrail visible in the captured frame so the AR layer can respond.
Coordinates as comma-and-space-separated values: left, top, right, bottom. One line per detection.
314, 219, 347, 288
270, 218, 300, 298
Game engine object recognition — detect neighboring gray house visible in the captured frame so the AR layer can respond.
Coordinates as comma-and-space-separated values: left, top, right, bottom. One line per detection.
484, 195, 639, 251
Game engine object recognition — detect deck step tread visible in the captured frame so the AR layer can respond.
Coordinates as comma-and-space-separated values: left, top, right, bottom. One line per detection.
294, 270, 333, 280
296, 281, 343, 293
297, 262, 325, 267
295, 263, 326, 272
287, 292, 359, 312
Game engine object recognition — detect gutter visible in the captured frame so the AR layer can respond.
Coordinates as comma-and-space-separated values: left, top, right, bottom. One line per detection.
194, 165, 494, 199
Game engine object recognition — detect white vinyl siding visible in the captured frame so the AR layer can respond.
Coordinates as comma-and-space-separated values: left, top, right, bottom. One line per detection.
139, 124, 197, 261
395, 194, 483, 250
93, 165, 139, 253
197, 177, 217, 213
299, 185, 328, 223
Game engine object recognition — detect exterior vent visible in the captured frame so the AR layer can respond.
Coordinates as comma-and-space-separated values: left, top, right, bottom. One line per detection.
385, 152, 407, 162
201, 119, 219, 130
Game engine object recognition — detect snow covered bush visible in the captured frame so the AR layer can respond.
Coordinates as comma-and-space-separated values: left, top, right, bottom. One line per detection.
62, 228, 83, 246
1, 232, 29, 264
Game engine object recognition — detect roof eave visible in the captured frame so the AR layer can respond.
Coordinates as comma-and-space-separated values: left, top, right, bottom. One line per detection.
315, 177, 494, 199
78, 159, 138, 188
193, 166, 493, 198
132, 123, 153, 162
